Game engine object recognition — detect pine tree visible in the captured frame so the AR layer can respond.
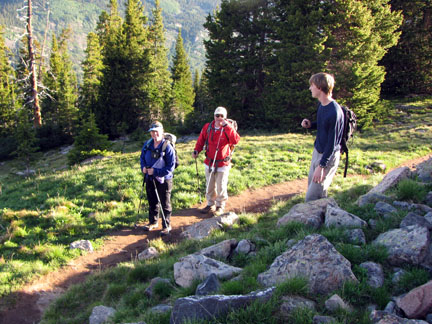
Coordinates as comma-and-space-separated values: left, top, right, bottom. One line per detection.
170, 29, 195, 125
381, 0, 432, 96
97, 0, 152, 137
67, 112, 111, 165
204, 0, 275, 128
80, 32, 104, 119
147, 0, 172, 121
0, 25, 19, 137
42, 28, 78, 138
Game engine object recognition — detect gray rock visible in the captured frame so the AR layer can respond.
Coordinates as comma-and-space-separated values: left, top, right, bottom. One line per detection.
383, 301, 396, 314
181, 212, 240, 240
367, 162, 387, 173
374, 201, 397, 217
360, 262, 384, 288
200, 239, 237, 260
170, 287, 275, 324
422, 243, 432, 271
325, 205, 367, 228
234, 239, 255, 255
149, 304, 172, 314
392, 268, 407, 283
369, 167, 411, 194
425, 192, 432, 207
174, 254, 242, 288
369, 219, 378, 229
279, 295, 316, 318
425, 212, 432, 225
374, 225, 430, 266
325, 294, 352, 312
357, 193, 392, 207
89, 305, 116, 324
70, 240, 94, 252
346, 228, 366, 245
393, 201, 412, 209
138, 246, 159, 260
313, 315, 337, 324
195, 273, 221, 296
400, 212, 432, 230
257, 234, 358, 295
415, 157, 432, 182
370, 310, 429, 323
277, 198, 338, 229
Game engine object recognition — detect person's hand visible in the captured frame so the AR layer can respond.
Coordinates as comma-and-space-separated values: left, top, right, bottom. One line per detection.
192, 150, 198, 159
147, 168, 154, 176
313, 165, 325, 183
142, 167, 147, 174
301, 119, 311, 128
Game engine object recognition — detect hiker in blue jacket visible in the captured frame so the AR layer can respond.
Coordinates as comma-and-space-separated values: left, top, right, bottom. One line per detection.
139, 121, 176, 236
301, 73, 344, 202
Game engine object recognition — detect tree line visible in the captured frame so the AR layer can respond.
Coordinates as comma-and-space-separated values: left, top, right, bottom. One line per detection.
0, 0, 431, 165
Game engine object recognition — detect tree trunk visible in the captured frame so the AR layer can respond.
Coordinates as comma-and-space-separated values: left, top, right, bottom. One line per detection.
27, 0, 42, 127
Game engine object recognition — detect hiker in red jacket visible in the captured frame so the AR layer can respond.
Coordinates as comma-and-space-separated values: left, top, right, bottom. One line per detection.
192, 107, 240, 216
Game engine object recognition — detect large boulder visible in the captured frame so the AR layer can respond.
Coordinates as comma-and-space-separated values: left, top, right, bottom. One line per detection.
396, 280, 432, 319
277, 198, 338, 229
170, 287, 275, 324
257, 234, 358, 295
199, 239, 238, 260
173, 253, 242, 288
373, 225, 430, 266
369, 167, 411, 194
370, 310, 428, 323
324, 205, 367, 228
181, 212, 239, 240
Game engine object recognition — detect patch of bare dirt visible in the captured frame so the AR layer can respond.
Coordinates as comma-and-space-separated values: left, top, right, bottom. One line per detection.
1, 153, 431, 324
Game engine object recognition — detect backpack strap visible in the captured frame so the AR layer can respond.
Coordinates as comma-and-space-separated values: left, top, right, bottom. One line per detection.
343, 152, 349, 178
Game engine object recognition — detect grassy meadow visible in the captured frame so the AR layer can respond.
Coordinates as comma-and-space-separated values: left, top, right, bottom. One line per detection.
0, 97, 431, 322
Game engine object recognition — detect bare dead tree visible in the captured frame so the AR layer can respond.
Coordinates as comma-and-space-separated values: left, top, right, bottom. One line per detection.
38, 2, 50, 83
26, 0, 42, 127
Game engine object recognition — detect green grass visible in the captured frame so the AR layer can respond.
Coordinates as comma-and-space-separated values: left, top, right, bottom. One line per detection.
0, 98, 431, 320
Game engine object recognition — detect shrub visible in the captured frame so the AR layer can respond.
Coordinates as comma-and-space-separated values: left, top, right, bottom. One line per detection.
68, 113, 111, 165
396, 178, 427, 202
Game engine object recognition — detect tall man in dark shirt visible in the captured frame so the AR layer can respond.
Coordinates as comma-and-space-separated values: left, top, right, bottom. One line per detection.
301, 73, 344, 202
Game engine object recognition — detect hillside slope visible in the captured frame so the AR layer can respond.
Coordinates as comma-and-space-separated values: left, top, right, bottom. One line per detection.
0, 0, 219, 75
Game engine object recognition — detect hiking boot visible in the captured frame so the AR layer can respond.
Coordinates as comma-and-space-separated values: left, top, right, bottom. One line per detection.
200, 205, 215, 214
143, 222, 158, 231
214, 206, 224, 216
161, 226, 171, 236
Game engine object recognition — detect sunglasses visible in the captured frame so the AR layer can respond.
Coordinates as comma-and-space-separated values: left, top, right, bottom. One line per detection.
215, 114, 225, 118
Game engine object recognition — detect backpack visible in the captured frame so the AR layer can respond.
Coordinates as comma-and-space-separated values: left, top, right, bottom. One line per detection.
204, 119, 238, 163
144, 133, 179, 169
340, 105, 357, 177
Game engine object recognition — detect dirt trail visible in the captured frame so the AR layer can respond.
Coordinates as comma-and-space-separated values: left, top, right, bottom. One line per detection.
1, 153, 431, 324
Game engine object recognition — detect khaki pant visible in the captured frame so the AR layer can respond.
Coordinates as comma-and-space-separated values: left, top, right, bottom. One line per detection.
305, 148, 340, 202
205, 167, 230, 208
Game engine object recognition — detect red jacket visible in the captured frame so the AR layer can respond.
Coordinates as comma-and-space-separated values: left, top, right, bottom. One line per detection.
194, 120, 240, 168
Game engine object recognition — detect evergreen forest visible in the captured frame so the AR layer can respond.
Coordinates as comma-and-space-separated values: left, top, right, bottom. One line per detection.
0, 0, 431, 164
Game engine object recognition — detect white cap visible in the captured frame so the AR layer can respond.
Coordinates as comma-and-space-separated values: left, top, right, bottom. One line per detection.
214, 106, 227, 118
148, 121, 163, 132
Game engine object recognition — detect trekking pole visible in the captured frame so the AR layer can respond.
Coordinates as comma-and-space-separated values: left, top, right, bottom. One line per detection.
205, 127, 224, 197
135, 175, 146, 227
151, 176, 168, 230
195, 158, 202, 203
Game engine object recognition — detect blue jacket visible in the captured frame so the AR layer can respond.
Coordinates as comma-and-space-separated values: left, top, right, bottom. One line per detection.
140, 139, 175, 180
